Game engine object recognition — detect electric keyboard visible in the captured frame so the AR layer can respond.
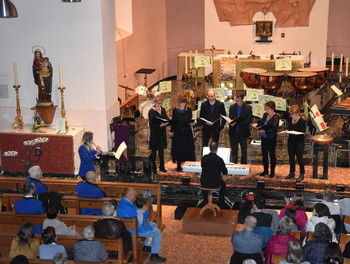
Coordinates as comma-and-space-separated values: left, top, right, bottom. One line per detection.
183, 161, 250, 176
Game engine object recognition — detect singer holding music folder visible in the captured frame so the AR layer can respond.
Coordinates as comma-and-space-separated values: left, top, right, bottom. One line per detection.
148, 98, 169, 174
199, 89, 226, 147
228, 94, 253, 164
78, 131, 102, 179
252, 101, 279, 178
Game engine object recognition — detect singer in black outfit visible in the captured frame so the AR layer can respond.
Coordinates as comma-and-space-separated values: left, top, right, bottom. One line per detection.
148, 99, 169, 174
199, 89, 226, 147
170, 97, 195, 172
285, 105, 306, 182
228, 94, 253, 164
255, 101, 279, 178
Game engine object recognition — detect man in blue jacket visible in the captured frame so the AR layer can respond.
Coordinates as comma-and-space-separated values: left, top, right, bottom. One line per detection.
26, 165, 48, 195
76, 171, 105, 215
14, 182, 46, 234
117, 188, 166, 263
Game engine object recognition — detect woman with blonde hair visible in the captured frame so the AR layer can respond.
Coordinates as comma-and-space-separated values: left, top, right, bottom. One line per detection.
284, 105, 306, 182
170, 96, 195, 171
78, 131, 102, 179
148, 98, 169, 173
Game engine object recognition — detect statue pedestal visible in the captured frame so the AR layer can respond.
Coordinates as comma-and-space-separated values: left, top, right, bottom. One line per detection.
31, 105, 57, 124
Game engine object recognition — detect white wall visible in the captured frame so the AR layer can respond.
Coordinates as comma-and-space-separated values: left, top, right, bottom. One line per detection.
205, 0, 329, 67
0, 0, 118, 150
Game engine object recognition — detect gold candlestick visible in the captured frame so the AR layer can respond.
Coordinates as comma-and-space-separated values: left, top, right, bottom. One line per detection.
12, 85, 23, 129
58, 86, 69, 130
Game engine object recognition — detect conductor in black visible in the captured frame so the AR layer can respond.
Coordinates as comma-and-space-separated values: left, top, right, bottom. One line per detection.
200, 142, 228, 208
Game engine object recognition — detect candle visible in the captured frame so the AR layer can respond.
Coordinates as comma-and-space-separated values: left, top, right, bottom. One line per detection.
340, 54, 343, 72
195, 50, 198, 69
59, 65, 63, 87
331, 52, 334, 72
346, 58, 349, 77
189, 50, 192, 69
13, 63, 18, 86
184, 56, 188, 74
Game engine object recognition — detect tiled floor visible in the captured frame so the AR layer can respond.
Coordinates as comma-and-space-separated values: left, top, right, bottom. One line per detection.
160, 205, 233, 264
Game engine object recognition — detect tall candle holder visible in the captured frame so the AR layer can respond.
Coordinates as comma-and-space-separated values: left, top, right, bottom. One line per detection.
58, 86, 69, 130
12, 85, 24, 129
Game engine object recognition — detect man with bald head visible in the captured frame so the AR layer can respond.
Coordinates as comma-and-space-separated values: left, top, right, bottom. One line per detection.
117, 188, 166, 263
230, 215, 264, 264
76, 171, 105, 215
199, 89, 226, 147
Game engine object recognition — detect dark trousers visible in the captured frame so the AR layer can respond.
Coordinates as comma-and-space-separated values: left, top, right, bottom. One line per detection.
288, 141, 305, 173
202, 127, 221, 147
230, 130, 248, 164
202, 181, 226, 207
149, 147, 165, 168
261, 137, 277, 174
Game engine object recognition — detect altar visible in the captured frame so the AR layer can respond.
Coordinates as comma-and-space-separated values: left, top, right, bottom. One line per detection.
0, 126, 84, 177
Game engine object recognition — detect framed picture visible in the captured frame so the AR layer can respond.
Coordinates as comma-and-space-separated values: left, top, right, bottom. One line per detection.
256, 21, 273, 37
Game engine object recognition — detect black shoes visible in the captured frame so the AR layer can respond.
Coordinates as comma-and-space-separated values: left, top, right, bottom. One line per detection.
285, 172, 295, 179
150, 254, 167, 263
159, 167, 167, 173
260, 171, 268, 176
269, 173, 275, 178
176, 165, 182, 172
143, 246, 151, 253
296, 173, 304, 182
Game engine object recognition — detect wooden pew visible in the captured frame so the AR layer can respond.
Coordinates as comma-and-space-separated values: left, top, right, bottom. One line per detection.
271, 254, 286, 264
0, 233, 125, 264
0, 212, 144, 264
0, 193, 159, 230
0, 178, 163, 228
339, 233, 350, 252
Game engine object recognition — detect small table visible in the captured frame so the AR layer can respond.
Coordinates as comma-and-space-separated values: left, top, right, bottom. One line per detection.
312, 143, 330, 179
135, 68, 156, 87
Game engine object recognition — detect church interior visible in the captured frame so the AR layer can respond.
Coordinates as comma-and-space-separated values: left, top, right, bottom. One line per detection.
1, 0, 350, 263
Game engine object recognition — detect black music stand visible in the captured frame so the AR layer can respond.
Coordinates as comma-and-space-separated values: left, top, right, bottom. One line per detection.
135, 68, 156, 87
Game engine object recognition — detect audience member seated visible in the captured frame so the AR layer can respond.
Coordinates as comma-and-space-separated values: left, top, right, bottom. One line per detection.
324, 242, 344, 264
339, 197, 350, 233
279, 194, 308, 234
14, 182, 46, 234
250, 196, 279, 232
265, 217, 299, 264
305, 203, 337, 242
9, 255, 29, 264
230, 215, 264, 264
135, 197, 150, 226
9, 223, 40, 259
39, 226, 66, 259
53, 252, 68, 264
93, 202, 132, 253
303, 223, 332, 264
26, 165, 48, 195
284, 208, 302, 233
75, 171, 106, 215
117, 188, 166, 263
43, 206, 79, 236
73, 225, 108, 262
250, 196, 273, 247
279, 240, 310, 264
322, 189, 340, 215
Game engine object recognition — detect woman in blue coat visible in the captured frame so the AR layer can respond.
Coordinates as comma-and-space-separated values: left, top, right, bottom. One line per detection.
78, 131, 102, 179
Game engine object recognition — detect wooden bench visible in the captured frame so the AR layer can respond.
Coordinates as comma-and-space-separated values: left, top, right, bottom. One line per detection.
0, 233, 125, 264
0, 178, 163, 229
0, 212, 145, 264
0, 194, 160, 230
339, 233, 350, 251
